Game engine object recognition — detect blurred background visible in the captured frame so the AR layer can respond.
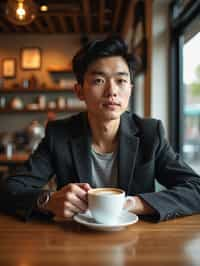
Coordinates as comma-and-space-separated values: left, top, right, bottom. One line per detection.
0, 0, 199, 178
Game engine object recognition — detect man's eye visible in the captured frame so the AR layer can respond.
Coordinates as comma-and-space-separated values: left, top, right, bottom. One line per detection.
117, 79, 127, 84
93, 78, 104, 85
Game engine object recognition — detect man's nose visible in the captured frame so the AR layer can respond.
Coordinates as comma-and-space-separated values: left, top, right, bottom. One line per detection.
105, 79, 117, 97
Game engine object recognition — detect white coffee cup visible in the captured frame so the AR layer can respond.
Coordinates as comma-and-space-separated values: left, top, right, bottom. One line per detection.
88, 188, 132, 225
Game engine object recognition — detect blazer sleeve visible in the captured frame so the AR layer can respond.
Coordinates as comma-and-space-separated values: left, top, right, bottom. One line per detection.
0, 122, 55, 220
138, 120, 200, 222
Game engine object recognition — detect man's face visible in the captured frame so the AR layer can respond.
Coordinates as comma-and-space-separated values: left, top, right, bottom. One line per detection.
75, 56, 132, 121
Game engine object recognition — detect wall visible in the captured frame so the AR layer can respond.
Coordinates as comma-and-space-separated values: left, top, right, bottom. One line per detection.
151, 0, 170, 137
151, 0, 170, 191
0, 34, 84, 133
134, 73, 145, 117
0, 34, 81, 88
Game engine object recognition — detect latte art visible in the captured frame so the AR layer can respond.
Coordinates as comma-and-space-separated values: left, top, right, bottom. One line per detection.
97, 191, 120, 195
89, 188, 123, 195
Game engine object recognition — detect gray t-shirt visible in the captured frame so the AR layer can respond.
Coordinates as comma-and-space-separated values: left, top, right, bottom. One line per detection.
90, 148, 118, 188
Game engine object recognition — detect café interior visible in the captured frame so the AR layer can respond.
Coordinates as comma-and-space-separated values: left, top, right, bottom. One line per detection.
0, 1, 200, 266
0, 0, 199, 177
0, 0, 200, 172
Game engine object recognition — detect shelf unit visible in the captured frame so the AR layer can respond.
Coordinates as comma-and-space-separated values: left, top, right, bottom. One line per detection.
0, 107, 86, 113
0, 88, 74, 93
0, 87, 86, 114
0, 66, 83, 135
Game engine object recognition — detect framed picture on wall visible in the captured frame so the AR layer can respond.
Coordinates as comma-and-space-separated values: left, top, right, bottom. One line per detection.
21, 47, 41, 70
2, 58, 16, 78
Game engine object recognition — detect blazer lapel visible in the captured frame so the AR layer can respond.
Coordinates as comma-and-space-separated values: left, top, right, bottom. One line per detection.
70, 114, 92, 184
70, 112, 140, 191
118, 113, 140, 194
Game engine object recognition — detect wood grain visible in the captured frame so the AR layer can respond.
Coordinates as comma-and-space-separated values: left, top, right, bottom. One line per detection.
0, 214, 200, 266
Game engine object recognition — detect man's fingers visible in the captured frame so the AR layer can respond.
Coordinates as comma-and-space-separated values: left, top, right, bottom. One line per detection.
124, 197, 136, 211
78, 183, 92, 192
64, 201, 84, 214
69, 184, 90, 201
66, 192, 88, 211
63, 209, 74, 218
57, 183, 92, 216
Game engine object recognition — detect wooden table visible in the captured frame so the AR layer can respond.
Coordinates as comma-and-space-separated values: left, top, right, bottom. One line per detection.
0, 214, 200, 266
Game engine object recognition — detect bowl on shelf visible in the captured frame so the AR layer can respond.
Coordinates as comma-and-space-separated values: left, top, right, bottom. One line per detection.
10, 97, 24, 110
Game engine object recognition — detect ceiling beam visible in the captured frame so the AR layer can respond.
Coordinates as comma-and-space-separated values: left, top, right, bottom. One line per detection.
44, 15, 56, 33
71, 15, 80, 33
82, 0, 91, 33
58, 16, 68, 33
12, 26, 23, 33
39, 10, 80, 17
24, 25, 35, 33
42, 3, 79, 11
0, 20, 10, 32
34, 19, 46, 33
99, 0, 105, 33
120, 0, 136, 40
112, 0, 122, 32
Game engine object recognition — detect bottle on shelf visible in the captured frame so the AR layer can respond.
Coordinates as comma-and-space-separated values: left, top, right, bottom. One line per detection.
10, 97, 24, 110
29, 75, 38, 90
22, 79, 30, 89
57, 96, 66, 109
38, 95, 46, 110
0, 96, 6, 109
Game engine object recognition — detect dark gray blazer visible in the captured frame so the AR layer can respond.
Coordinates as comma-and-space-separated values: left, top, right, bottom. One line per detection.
1, 112, 200, 221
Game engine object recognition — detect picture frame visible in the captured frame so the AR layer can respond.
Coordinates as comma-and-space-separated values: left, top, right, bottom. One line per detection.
21, 47, 41, 70
2, 58, 16, 78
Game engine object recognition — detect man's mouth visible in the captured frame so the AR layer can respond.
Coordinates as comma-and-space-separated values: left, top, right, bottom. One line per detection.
102, 101, 120, 107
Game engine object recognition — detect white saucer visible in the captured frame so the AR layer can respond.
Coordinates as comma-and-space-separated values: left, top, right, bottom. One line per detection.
73, 210, 139, 231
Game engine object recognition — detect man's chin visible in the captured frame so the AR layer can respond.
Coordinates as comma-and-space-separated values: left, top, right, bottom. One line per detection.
101, 111, 122, 121
88, 109, 124, 121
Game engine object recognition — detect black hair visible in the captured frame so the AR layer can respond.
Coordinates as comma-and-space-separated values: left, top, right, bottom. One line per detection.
72, 35, 136, 85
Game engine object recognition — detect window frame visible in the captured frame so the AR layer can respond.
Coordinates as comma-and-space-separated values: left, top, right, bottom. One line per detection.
169, 1, 200, 153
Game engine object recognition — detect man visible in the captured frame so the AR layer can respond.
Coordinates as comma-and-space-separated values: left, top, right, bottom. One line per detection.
1, 36, 200, 222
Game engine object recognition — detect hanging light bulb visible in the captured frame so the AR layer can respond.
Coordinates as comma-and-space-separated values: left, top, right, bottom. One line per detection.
5, 0, 38, 26
16, 1, 26, 20
40, 4, 48, 12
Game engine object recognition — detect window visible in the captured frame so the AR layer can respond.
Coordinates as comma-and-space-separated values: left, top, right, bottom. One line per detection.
170, 1, 200, 173
183, 30, 200, 173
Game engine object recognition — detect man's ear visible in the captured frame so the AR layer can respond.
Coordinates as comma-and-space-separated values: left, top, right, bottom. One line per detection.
74, 83, 85, 100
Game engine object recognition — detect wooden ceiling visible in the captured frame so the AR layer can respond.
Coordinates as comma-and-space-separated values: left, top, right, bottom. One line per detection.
0, 0, 137, 35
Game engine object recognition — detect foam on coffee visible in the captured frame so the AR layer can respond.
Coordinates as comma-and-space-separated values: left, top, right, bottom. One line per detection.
96, 191, 119, 195
89, 188, 123, 196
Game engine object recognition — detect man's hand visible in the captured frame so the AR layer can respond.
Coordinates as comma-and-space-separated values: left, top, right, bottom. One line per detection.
125, 196, 156, 215
44, 183, 91, 219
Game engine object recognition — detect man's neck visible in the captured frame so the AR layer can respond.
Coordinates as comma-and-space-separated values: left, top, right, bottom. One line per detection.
88, 114, 120, 154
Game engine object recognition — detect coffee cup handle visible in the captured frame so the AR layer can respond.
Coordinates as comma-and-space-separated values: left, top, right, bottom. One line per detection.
124, 196, 136, 212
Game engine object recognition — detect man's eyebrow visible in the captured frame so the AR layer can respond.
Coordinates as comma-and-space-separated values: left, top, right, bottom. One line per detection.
90, 71, 129, 76
116, 72, 129, 76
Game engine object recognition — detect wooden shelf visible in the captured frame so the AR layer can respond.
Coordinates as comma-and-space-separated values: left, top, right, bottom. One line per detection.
0, 152, 29, 166
0, 88, 74, 93
0, 107, 86, 113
